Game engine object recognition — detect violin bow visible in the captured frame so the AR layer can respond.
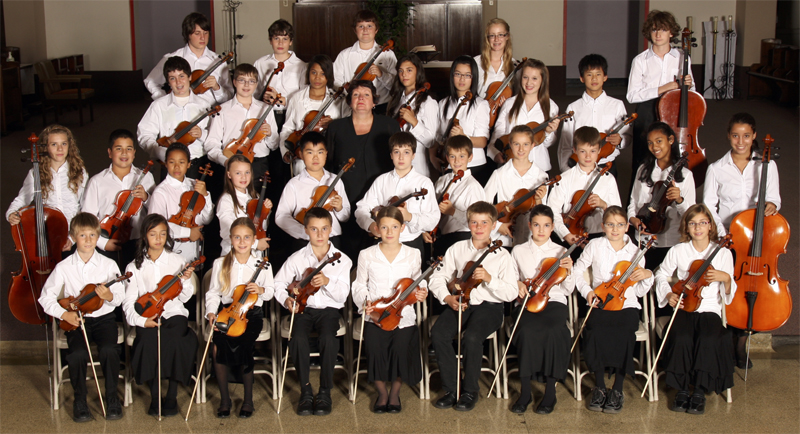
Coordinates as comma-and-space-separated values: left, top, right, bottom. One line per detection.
78, 311, 107, 418
641, 291, 685, 398
185, 322, 214, 420
276, 303, 297, 414
487, 290, 531, 398
351, 299, 369, 403
456, 293, 463, 398
157, 315, 162, 421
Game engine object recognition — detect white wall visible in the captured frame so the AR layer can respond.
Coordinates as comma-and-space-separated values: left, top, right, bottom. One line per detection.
736, 0, 778, 66
214, 0, 282, 66
498, 0, 564, 66
4, 0, 47, 65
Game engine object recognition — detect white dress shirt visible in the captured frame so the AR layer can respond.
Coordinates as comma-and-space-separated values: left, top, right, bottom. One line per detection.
436, 97, 491, 166
655, 241, 736, 317
473, 55, 517, 99
626, 47, 696, 104
704, 151, 781, 236
273, 243, 352, 310
216, 190, 268, 256
204, 97, 279, 166
137, 92, 211, 162
512, 238, 576, 307
253, 51, 307, 109
143, 44, 233, 106
205, 254, 275, 315
39, 251, 124, 320
333, 41, 397, 105
393, 92, 439, 178
354, 169, 440, 242
428, 239, 518, 306
123, 250, 194, 327
488, 96, 559, 172
352, 243, 426, 329
6, 165, 88, 224
81, 165, 156, 250
147, 174, 214, 262
547, 163, 621, 240
557, 92, 632, 172
275, 168, 351, 240
433, 169, 485, 235
573, 236, 654, 310
627, 164, 695, 248
484, 160, 549, 246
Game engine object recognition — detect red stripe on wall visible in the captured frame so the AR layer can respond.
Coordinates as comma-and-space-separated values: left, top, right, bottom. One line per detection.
643, 0, 650, 50
209, 0, 215, 52
129, 0, 136, 70
563, 0, 568, 66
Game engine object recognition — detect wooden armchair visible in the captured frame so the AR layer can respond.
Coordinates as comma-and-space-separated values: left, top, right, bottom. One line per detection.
34, 60, 94, 127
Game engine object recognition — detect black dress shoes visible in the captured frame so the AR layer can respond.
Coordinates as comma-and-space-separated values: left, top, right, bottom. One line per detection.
434, 392, 458, 409
314, 389, 332, 416
373, 400, 388, 414
387, 398, 401, 414
687, 393, 706, 415
238, 404, 254, 418
106, 395, 123, 420
511, 394, 532, 414
455, 392, 477, 411
671, 390, 690, 413
534, 397, 557, 414
297, 391, 314, 416
73, 399, 92, 423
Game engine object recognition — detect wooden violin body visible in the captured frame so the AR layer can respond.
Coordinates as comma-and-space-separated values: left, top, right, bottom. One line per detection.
370, 259, 439, 331
370, 189, 428, 221
283, 86, 347, 161
446, 241, 503, 303
169, 164, 212, 230
562, 163, 612, 236
570, 113, 637, 164
295, 158, 355, 224
397, 83, 430, 129
156, 106, 221, 148
246, 172, 271, 240
353, 40, 395, 82
190, 52, 233, 94
215, 259, 270, 337
672, 236, 733, 312
286, 253, 342, 314
58, 272, 132, 331
495, 177, 560, 224
593, 237, 655, 311
635, 154, 688, 234
486, 58, 526, 128
524, 257, 571, 313
223, 101, 280, 163
495, 112, 574, 161
135, 257, 204, 318
100, 161, 154, 243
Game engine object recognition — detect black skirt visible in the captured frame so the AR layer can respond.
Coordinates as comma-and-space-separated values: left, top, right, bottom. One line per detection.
511, 302, 570, 382
661, 310, 735, 394
212, 305, 264, 373
131, 315, 197, 385
363, 322, 422, 384
583, 308, 640, 376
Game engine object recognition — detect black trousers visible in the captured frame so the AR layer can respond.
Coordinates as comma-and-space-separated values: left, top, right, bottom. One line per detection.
430, 302, 503, 395
289, 307, 341, 389
64, 312, 120, 400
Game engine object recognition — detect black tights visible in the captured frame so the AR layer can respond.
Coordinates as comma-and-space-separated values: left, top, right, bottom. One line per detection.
149, 379, 178, 406
374, 378, 403, 406
517, 376, 558, 407
595, 370, 625, 392
213, 347, 254, 411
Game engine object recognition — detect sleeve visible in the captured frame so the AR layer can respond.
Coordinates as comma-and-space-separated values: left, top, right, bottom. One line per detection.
256, 265, 275, 302
333, 49, 348, 89
547, 179, 571, 240
354, 179, 382, 231
272, 257, 296, 308
178, 261, 195, 304
702, 164, 726, 237
604, 175, 622, 208
483, 171, 500, 205
674, 169, 696, 214
471, 100, 491, 140
262, 110, 280, 151
686, 55, 697, 92
320, 255, 352, 304
275, 183, 308, 240
428, 245, 457, 304
205, 260, 223, 316
103, 261, 125, 307
216, 195, 239, 242
197, 188, 215, 225
487, 102, 512, 160
617, 103, 632, 150
148, 188, 191, 240
38, 263, 67, 319
626, 55, 657, 104
633, 263, 655, 299
484, 253, 519, 302
279, 93, 302, 156
557, 103, 577, 172
540, 102, 559, 149
351, 250, 371, 315
333, 183, 352, 223
718, 248, 736, 305
408, 98, 438, 149
375, 51, 397, 99
212, 62, 234, 102
654, 246, 679, 308
406, 180, 440, 233
137, 102, 168, 163
766, 161, 781, 212
204, 110, 227, 166
627, 166, 644, 221
6, 169, 35, 221
573, 242, 595, 300
123, 263, 148, 328
452, 183, 485, 231
143, 56, 169, 100
81, 176, 111, 251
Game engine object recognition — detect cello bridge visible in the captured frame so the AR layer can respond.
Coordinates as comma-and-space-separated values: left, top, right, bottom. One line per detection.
35, 269, 52, 275
745, 271, 763, 276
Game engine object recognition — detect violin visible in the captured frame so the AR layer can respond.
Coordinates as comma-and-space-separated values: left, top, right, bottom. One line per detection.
370, 257, 441, 331
397, 83, 431, 129
223, 97, 282, 162
726, 135, 792, 332
494, 111, 574, 161
284, 86, 347, 162
370, 189, 428, 221
58, 272, 132, 331
671, 235, 733, 312
134, 257, 205, 318
635, 153, 689, 234
214, 258, 271, 337
190, 52, 234, 95
524, 234, 588, 313
427, 170, 464, 242
569, 113, 637, 164
100, 160, 154, 243
285, 252, 342, 314
593, 237, 656, 311
246, 172, 271, 240
495, 176, 561, 224
657, 27, 708, 185
9, 133, 70, 325
156, 106, 221, 148
168, 163, 212, 241
295, 158, 355, 224
446, 240, 504, 303
352, 40, 395, 82
260, 61, 285, 101
433, 92, 473, 170
561, 163, 613, 236
486, 57, 527, 128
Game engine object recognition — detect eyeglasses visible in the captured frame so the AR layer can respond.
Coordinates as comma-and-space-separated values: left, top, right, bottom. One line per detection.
488, 33, 509, 40
604, 222, 627, 229
453, 72, 472, 80
236, 78, 258, 86
687, 221, 711, 227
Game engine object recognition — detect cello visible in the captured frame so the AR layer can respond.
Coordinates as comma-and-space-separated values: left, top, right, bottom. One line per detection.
369, 258, 441, 331
569, 113, 637, 164
561, 162, 613, 236
9, 133, 70, 325
494, 111, 574, 161
486, 57, 527, 128
397, 83, 431, 128
524, 234, 588, 313
246, 172, 271, 240
99, 160, 154, 243
169, 163, 213, 241
352, 40, 395, 82
635, 152, 689, 234
294, 158, 355, 224
283, 86, 348, 161
214, 258, 271, 337
135, 257, 205, 318
58, 272, 132, 331
156, 106, 221, 148
657, 27, 708, 185
190, 52, 234, 95
726, 135, 791, 333
223, 96, 282, 162
593, 237, 656, 311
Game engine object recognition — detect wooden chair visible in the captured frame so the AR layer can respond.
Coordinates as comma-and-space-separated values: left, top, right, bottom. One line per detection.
34, 60, 94, 127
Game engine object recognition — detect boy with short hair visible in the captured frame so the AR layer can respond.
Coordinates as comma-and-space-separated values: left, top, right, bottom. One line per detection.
557, 54, 632, 174
254, 19, 307, 122
38, 213, 125, 422
429, 201, 518, 411
273, 207, 353, 416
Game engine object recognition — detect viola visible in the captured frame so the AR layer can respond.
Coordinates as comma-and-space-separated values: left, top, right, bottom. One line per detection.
635, 153, 689, 234
433, 92, 473, 170
657, 28, 708, 185
428, 170, 465, 242
246, 171, 271, 240
352, 40, 395, 82
260, 61, 285, 101
494, 111, 574, 161
397, 83, 431, 129
524, 234, 588, 313
446, 240, 504, 303
671, 235, 733, 312
214, 258, 271, 337
295, 158, 355, 224
283, 86, 348, 162
569, 113, 637, 164
495, 176, 561, 224
726, 135, 792, 332
561, 163, 613, 236
168, 163, 213, 240
99, 160, 154, 243
58, 272, 132, 331
9, 133, 70, 325
486, 57, 527, 128
370, 258, 441, 331
156, 106, 221, 148
285, 253, 342, 314
223, 97, 282, 162
370, 189, 428, 221
135, 257, 205, 318
594, 237, 656, 311
190, 52, 234, 95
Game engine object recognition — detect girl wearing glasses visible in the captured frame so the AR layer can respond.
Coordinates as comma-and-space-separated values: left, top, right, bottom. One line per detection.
654, 203, 735, 415
475, 18, 515, 98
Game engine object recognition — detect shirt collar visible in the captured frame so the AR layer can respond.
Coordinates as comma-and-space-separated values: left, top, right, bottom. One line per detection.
70, 250, 101, 267
581, 91, 608, 105
165, 174, 186, 187
182, 44, 212, 60
353, 40, 378, 54
644, 46, 680, 60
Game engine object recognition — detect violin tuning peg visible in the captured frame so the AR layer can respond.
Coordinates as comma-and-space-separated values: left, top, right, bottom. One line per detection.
773, 153, 780, 159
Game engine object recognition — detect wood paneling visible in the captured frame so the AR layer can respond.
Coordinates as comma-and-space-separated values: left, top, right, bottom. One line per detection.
445, 3, 482, 61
